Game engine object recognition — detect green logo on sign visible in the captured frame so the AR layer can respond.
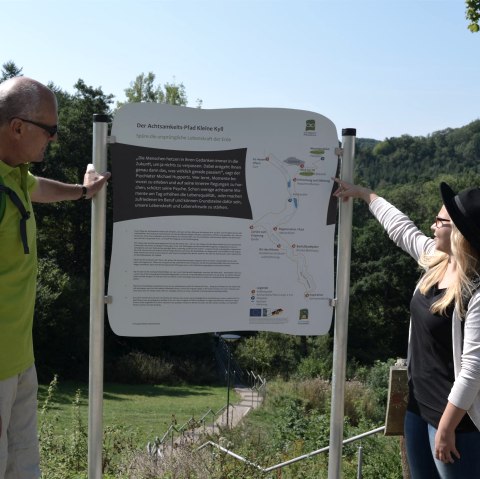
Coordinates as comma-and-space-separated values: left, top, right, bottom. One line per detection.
299, 309, 309, 320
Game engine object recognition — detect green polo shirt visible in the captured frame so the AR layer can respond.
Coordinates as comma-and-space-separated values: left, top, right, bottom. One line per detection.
0, 161, 38, 380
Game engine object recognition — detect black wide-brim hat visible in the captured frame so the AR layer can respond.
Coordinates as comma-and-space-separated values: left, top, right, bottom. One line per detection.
440, 182, 480, 254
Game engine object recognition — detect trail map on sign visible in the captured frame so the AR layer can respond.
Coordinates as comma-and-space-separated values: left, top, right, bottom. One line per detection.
107, 104, 339, 337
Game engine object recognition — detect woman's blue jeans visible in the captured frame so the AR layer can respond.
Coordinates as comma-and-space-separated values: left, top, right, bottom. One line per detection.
404, 410, 480, 478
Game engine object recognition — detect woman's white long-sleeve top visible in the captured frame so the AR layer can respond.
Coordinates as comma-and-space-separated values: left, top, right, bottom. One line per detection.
369, 197, 480, 430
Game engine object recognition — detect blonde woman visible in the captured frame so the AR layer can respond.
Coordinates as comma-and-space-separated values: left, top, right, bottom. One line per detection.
334, 179, 480, 478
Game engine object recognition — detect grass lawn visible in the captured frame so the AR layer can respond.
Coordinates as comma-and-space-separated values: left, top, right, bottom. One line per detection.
38, 381, 239, 446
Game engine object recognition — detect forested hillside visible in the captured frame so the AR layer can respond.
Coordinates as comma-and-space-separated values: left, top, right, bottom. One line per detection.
346, 122, 480, 364
355, 120, 480, 188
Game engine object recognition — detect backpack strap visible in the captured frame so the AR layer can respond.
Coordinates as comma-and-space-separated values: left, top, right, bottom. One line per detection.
0, 176, 5, 221
0, 184, 31, 254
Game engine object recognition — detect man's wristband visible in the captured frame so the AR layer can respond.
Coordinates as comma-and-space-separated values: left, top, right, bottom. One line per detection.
76, 184, 87, 200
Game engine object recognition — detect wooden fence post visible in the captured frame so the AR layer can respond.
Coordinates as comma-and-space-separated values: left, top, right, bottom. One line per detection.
384, 359, 410, 479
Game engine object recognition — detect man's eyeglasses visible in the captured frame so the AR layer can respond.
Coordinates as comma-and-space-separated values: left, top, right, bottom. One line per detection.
435, 216, 451, 228
12, 117, 58, 138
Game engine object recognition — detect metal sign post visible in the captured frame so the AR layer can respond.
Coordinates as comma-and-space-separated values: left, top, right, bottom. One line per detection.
88, 114, 109, 479
328, 128, 356, 479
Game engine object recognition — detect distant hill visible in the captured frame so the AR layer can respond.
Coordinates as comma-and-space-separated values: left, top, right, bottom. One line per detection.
355, 120, 480, 189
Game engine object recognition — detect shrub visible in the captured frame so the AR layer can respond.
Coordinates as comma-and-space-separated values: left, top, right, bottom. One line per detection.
175, 358, 217, 385
296, 378, 331, 412
109, 351, 176, 384
295, 336, 333, 380
344, 380, 380, 426
39, 376, 139, 478
235, 332, 301, 379
296, 356, 332, 380
352, 358, 397, 421
108, 351, 217, 385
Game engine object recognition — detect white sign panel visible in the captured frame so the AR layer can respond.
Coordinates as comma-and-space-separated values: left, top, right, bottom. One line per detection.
107, 104, 339, 336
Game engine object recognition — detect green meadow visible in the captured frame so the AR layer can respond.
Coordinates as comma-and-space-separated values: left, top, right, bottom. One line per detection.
38, 381, 238, 446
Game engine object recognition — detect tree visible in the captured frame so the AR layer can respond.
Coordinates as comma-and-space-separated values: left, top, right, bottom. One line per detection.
466, 0, 480, 32
31, 80, 114, 380
1, 60, 23, 81
118, 72, 189, 108
346, 173, 480, 365
164, 80, 187, 106
236, 332, 302, 379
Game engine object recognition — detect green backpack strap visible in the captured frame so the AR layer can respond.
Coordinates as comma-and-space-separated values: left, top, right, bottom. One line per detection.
0, 179, 31, 254
0, 176, 5, 222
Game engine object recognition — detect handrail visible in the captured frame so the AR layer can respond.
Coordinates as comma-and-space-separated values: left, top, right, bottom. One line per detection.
197, 425, 386, 473
148, 378, 267, 455
148, 405, 227, 455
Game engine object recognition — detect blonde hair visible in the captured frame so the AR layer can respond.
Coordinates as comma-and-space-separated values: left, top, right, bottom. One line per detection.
419, 224, 480, 317
418, 252, 453, 315
451, 225, 480, 317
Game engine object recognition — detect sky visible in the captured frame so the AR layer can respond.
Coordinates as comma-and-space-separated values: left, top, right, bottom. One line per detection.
2, 0, 479, 140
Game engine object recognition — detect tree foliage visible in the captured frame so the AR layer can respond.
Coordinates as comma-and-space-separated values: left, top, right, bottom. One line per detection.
1, 60, 23, 81
0, 63, 208, 381
236, 332, 303, 379
355, 121, 480, 190
118, 72, 188, 108
466, 0, 480, 32
30, 79, 114, 380
347, 158, 480, 364
3, 60, 480, 380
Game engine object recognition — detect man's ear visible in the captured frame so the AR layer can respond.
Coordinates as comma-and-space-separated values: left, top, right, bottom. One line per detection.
10, 118, 23, 136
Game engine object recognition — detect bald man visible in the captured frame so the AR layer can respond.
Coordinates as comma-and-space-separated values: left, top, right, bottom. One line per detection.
0, 77, 110, 478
